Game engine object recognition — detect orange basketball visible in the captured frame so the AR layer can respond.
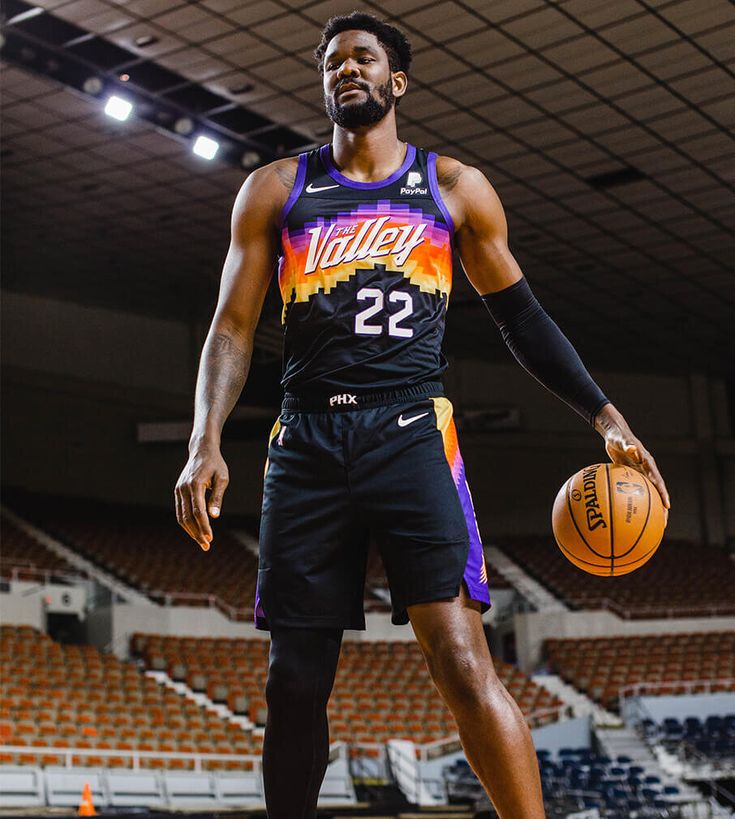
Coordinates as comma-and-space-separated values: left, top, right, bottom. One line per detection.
551, 462, 665, 576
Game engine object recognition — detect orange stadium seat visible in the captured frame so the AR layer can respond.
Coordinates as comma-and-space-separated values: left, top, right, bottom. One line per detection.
0, 625, 261, 770
505, 536, 735, 617
546, 632, 735, 709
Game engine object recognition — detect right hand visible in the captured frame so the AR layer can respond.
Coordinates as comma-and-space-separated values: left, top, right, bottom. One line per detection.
175, 445, 229, 551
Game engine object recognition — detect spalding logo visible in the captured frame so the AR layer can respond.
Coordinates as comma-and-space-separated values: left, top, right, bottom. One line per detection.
581, 465, 607, 531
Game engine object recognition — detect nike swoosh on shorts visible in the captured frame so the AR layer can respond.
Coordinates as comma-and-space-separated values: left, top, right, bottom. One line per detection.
306, 182, 339, 193
397, 412, 429, 427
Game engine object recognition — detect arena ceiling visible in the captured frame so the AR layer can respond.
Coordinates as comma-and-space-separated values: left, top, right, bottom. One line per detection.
1, 0, 734, 378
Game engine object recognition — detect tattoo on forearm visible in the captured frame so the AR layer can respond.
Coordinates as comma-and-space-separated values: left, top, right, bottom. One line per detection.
195, 331, 251, 434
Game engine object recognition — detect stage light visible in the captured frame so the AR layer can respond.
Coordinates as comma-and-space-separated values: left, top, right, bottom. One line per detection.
104, 95, 133, 121
193, 135, 219, 160
240, 151, 261, 170
174, 117, 194, 135
83, 77, 103, 95
6, 7, 44, 25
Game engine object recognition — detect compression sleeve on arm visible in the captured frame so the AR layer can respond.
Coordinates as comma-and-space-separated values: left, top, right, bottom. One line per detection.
481, 278, 610, 426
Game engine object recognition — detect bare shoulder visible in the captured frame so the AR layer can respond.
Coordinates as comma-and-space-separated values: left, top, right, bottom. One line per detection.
242, 156, 299, 197
232, 156, 299, 227
435, 155, 501, 232
435, 154, 492, 195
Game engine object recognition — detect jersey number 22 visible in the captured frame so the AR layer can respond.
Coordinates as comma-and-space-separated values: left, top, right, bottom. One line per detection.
354, 287, 414, 338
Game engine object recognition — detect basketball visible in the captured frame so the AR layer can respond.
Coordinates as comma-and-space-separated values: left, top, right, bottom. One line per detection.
552, 463, 665, 576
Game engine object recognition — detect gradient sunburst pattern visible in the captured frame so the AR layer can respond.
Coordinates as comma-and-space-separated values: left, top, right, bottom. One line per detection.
278, 201, 452, 319
431, 397, 491, 595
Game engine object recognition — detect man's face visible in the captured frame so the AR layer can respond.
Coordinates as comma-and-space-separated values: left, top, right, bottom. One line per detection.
322, 30, 400, 129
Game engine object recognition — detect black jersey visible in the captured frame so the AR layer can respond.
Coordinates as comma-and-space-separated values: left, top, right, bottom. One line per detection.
277, 143, 455, 395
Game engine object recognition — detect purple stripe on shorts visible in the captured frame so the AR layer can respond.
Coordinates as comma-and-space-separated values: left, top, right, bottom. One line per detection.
455, 459, 491, 609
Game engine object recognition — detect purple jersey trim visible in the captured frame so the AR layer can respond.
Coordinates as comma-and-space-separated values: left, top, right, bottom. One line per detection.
427, 151, 456, 238
319, 143, 417, 190
279, 152, 308, 229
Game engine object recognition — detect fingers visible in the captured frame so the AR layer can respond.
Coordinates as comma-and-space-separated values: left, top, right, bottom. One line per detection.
175, 480, 212, 551
190, 479, 213, 550
208, 471, 229, 518
623, 442, 671, 512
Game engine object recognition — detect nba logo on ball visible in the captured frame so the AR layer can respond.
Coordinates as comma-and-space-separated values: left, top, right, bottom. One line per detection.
551, 463, 666, 576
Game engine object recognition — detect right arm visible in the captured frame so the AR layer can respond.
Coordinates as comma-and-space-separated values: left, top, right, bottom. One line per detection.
175, 160, 296, 550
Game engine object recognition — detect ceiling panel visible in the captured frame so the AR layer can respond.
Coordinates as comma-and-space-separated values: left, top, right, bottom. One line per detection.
1, 0, 733, 376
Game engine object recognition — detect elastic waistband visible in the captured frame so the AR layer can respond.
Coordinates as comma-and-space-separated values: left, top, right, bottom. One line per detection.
282, 381, 444, 412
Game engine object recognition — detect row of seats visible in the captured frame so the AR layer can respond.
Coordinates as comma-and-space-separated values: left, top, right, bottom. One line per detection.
0, 514, 80, 582
545, 632, 735, 709
445, 749, 686, 819
643, 715, 735, 761
505, 536, 735, 618
4, 491, 258, 619
133, 632, 563, 743
0, 626, 261, 769
3, 489, 510, 625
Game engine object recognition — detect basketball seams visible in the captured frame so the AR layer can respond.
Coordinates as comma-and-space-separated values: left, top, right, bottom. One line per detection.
605, 463, 614, 574
565, 465, 611, 560
555, 463, 665, 577
615, 474, 653, 559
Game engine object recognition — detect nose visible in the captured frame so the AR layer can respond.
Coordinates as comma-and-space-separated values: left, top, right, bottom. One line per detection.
336, 59, 359, 80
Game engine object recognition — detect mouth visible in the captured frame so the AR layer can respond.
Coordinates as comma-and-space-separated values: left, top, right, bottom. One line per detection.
337, 84, 365, 96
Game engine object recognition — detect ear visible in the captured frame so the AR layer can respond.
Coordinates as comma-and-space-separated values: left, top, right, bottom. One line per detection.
392, 70, 408, 100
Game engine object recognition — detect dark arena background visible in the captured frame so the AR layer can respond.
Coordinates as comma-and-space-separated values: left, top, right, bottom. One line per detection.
1, 0, 734, 817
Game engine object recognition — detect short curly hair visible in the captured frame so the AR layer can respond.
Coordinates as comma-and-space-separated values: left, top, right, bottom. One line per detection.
314, 12, 412, 76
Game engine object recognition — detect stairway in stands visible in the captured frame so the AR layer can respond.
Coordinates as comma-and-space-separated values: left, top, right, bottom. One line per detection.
595, 727, 733, 817
489, 544, 568, 612
534, 674, 622, 727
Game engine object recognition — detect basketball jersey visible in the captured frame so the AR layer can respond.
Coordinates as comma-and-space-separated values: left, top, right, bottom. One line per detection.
277, 143, 455, 395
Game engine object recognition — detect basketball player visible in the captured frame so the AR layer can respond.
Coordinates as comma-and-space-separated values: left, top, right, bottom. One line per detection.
175, 12, 670, 818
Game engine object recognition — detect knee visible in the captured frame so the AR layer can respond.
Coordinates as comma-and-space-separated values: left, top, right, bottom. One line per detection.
424, 640, 498, 705
266, 655, 316, 709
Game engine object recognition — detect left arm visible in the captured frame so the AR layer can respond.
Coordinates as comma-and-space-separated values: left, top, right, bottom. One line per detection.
437, 157, 671, 511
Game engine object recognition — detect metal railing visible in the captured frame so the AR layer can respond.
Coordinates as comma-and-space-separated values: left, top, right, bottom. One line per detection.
580, 598, 735, 619
146, 589, 253, 622
0, 744, 261, 773
619, 677, 735, 710
1, 562, 84, 586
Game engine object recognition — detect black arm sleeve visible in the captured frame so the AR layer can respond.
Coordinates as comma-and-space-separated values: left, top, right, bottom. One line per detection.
481, 278, 610, 426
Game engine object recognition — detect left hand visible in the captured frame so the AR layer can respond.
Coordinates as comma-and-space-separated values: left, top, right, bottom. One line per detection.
595, 403, 671, 521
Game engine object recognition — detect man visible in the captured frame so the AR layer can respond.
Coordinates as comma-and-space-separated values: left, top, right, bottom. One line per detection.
175, 12, 670, 818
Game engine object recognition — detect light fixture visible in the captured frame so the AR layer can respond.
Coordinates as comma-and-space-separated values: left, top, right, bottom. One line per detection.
6, 7, 44, 25
83, 77, 103, 95
174, 117, 194, 135
240, 150, 261, 170
193, 135, 219, 160
104, 95, 133, 121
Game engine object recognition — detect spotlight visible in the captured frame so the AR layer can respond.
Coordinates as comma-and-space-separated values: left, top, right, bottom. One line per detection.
193, 135, 219, 160
6, 7, 44, 25
83, 77, 103, 95
174, 117, 194, 136
240, 151, 261, 170
104, 95, 133, 121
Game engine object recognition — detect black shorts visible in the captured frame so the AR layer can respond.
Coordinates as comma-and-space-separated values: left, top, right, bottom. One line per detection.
254, 382, 491, 630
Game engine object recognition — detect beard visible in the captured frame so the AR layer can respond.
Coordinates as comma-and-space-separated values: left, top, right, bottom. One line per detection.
324, 77, 395, 129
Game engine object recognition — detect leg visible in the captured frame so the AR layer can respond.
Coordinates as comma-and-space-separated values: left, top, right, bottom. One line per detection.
262, 627, 343, 818
407, 583, 545, 819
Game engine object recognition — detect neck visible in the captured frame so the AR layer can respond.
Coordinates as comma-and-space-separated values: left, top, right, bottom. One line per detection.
330, 115, 405, 183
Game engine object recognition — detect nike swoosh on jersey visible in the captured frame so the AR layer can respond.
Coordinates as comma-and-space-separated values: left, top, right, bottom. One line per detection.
397, 412, 429, 427
306, 182, 339, 193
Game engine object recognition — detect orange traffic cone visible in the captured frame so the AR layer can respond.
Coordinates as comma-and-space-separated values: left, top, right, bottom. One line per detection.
78, 782, 97, 816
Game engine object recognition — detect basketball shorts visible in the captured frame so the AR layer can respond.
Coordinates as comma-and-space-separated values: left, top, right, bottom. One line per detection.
254, 382, 491, 631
